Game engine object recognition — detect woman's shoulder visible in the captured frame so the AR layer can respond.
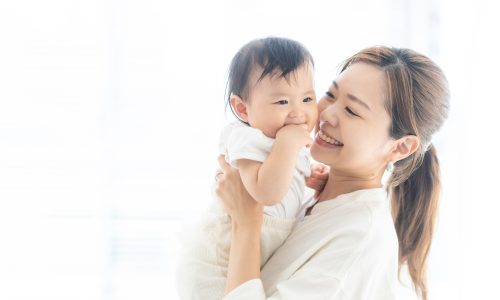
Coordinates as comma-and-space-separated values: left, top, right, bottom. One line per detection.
294, 188, 397, 256
285, 189, 392, 248
301, 188, 397, 270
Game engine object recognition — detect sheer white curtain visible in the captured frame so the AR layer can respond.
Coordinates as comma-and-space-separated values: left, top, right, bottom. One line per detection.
1, 0, 498, 299
436, 0, 500, 298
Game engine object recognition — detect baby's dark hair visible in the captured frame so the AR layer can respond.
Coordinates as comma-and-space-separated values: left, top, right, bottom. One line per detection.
226, 37, 313, 118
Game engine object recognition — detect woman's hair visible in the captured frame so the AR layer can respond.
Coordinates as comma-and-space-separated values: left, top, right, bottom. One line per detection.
341, 47, 450, 300
225, 37, 313, 120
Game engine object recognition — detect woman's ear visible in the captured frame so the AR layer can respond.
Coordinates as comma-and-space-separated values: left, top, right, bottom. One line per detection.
230, 94, 249, 122
389, 135, 420, 163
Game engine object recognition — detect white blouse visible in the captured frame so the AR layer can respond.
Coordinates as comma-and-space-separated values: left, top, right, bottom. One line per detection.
223, 188, 399, 300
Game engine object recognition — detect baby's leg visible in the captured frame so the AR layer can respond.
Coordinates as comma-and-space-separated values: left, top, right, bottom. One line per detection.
176, 205, 295, 299
176, 204, 230, 300
260, 216, 295, 266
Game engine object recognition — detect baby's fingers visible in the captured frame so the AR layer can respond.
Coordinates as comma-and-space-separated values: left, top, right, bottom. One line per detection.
217, 155, 232, 173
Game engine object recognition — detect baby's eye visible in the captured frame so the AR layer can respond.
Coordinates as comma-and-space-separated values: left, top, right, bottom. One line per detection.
274, 100, 288, 105
303, 97, 314, 103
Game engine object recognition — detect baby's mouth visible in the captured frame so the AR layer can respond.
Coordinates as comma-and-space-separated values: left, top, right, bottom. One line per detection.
318, 130, 344, 146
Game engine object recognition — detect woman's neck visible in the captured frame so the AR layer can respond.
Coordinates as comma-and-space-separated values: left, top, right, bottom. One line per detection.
317, 171, 383, 202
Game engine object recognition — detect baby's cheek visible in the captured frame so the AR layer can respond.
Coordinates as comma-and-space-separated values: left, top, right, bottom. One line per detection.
311, 115, 320, 132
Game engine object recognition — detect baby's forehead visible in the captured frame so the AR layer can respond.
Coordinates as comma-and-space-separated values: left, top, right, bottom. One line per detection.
247, 64, 315, 96
251, 62, 313, 83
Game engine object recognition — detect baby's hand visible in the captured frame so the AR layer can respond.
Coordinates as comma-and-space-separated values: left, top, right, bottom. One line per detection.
305, 163, 330, 199
275, 124, 313, 149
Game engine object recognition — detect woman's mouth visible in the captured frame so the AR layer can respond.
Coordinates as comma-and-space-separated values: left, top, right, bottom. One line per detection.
317, 130, 344, 146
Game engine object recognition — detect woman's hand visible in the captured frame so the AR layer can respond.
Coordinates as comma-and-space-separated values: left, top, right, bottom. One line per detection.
215, 155, 263, 293
215, 155, 263, 228
305, 163, 330, 199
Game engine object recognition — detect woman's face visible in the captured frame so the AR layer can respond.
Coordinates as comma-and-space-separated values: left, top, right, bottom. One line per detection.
310, 62, 394, 178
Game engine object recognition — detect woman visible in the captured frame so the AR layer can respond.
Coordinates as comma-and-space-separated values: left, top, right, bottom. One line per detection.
214, 46, 449, 300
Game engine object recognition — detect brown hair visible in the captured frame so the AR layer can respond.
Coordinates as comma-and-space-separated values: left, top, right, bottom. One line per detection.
341, 47, 450, 300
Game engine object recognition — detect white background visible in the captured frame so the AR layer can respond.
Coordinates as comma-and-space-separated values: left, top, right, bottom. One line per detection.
1, 0, 499, 299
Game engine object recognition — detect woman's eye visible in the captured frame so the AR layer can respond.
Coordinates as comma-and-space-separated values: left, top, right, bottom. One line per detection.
325, 91, 335, 100
345, 107, 359, 117
275, 100, 288, 105
303, 97, 313, 103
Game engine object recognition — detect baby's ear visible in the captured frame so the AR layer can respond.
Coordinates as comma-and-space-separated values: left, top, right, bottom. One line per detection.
230, 94, 249, 122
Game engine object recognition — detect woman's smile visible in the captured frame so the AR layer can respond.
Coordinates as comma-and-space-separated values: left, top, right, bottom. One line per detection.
314, 130, 344, 148
317, 130, 343, 146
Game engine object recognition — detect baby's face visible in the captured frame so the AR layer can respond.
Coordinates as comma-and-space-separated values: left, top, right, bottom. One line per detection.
245, 63, 318, 138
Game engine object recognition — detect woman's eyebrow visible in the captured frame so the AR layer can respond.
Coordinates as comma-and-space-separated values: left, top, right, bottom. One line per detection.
347, 94, 371, 111
332, 80, 371, 111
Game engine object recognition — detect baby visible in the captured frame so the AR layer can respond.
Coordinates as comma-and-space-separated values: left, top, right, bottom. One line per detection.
177, 37, 324, 300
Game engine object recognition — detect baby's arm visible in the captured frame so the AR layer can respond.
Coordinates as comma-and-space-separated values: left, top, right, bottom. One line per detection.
236, 124, 313, 206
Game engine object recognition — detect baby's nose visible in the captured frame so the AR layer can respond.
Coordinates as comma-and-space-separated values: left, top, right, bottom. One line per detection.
288, 108, 305, 118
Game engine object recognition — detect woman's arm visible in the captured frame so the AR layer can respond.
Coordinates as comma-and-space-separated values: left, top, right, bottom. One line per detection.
215, 155, 263, 293
226, 220, 261, 293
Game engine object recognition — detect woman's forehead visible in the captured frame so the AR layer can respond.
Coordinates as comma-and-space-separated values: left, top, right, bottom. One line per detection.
335, 63, 387, 107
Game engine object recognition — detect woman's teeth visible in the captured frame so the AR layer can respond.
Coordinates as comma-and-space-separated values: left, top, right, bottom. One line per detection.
318, 130, 343, 146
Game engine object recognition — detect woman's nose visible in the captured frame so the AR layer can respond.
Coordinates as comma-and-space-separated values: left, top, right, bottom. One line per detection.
320, 105, 339, 126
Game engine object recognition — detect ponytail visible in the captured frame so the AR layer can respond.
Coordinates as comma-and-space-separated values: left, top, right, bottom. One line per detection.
342, 46, 449, 299
389, 145, 441, 300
